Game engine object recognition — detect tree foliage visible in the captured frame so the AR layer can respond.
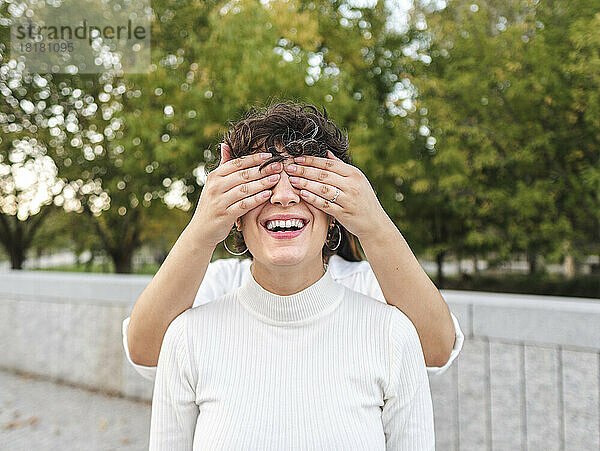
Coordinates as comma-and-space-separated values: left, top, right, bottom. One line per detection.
394, 0, 599, 278
0, 0, 597, 281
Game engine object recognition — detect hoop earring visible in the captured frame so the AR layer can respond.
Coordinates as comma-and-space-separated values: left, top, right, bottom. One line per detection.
223, 229, 248, 256
325, 223, 341, 251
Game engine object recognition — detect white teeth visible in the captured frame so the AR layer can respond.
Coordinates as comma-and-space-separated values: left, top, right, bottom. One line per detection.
265, 219, 305, 230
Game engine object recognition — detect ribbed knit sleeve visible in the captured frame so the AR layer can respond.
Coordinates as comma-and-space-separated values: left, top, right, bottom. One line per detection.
382, 307, 435, 450
149, 313, 198, 451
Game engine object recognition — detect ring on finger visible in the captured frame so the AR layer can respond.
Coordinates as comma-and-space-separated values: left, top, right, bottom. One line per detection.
330, 188, 340, 203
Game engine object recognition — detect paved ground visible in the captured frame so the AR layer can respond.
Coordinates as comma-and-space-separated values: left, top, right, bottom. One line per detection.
0, 370, 151, 450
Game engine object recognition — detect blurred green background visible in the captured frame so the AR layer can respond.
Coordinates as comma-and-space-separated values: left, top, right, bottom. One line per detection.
1, 0, 598, 297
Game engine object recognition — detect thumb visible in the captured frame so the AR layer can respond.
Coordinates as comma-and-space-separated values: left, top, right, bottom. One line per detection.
220, 143, 232, 165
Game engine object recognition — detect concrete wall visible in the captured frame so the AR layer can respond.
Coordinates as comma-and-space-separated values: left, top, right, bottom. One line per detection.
1, 270, 599, 450
436, 290, 600, 450
0, 270, 155, 401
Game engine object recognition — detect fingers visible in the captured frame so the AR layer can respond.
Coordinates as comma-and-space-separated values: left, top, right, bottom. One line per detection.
226, 189, 273, 217
326, 149, 343, 161
219, 143, 233, 165
283, 162, 346, 187
216, 151, 273, 177
288, 176, 344, 206
222, 173, 281, 207
298, 188, 343, 214
292, 152, 353, 177
219, 161, 282, 193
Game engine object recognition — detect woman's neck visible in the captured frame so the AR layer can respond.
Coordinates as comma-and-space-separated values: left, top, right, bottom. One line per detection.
250, 256, 326, 296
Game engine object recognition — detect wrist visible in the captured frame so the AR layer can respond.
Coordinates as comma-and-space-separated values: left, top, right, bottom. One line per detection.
181, 222, 219, 254
356, 210, 397, 246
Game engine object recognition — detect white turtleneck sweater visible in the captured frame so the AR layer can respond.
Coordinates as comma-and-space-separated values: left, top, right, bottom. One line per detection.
149, 267, 435, 450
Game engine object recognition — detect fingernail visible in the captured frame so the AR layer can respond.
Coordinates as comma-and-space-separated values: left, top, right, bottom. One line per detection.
271, 162, 282, 170
260, 153, 272, 159
268, 174, 279, 182
294, 156, 305, 163
286, 164, 296, 173
289, 176, 299, 183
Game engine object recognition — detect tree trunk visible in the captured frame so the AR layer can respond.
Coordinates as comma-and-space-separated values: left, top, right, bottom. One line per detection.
9, 246, 26, 270
81, 203, 142, 274
0, 207, 54, 270
112, 251, 133, 274
527, 250, 538, 274
1, 215, 26, 269
564, 254, 575, 278
436, 250, 446, 288
85, 251, 94, 272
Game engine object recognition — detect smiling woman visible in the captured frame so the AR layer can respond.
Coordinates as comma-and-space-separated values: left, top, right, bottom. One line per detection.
221, 101, 365, 265
146, 101, 437, 449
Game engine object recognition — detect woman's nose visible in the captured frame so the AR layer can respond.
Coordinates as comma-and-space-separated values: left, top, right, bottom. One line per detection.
270, 169, 300, 207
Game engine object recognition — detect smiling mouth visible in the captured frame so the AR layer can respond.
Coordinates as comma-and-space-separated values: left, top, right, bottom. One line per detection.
262, 218, 308, 233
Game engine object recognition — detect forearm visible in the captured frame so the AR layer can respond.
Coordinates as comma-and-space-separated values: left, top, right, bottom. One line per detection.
359, 215, 456, 367
127, 223, 215, 366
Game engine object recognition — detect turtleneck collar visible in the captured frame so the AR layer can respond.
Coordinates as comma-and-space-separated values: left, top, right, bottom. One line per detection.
236, 265, 343, 325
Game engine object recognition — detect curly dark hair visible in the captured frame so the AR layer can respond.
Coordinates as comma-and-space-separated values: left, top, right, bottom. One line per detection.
218, 100, 364, 263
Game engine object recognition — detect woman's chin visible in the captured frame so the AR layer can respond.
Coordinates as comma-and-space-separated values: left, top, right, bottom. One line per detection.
260, 248, 308, 266
267, 254, 304, 266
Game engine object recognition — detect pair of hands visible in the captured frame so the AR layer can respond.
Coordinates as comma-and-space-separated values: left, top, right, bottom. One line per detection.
191, 143, 387, 247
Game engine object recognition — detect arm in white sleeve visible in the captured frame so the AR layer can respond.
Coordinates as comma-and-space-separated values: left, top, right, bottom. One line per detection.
354, 263, 464, 375
423, 311, 464, 375
149, 312, 198, 451
122, 316, 158, 381
382, 307, 435, 451
122, 258, 243, 381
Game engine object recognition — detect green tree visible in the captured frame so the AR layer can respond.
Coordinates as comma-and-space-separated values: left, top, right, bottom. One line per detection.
395, 0, 598, 279
62, 0, 411, 272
